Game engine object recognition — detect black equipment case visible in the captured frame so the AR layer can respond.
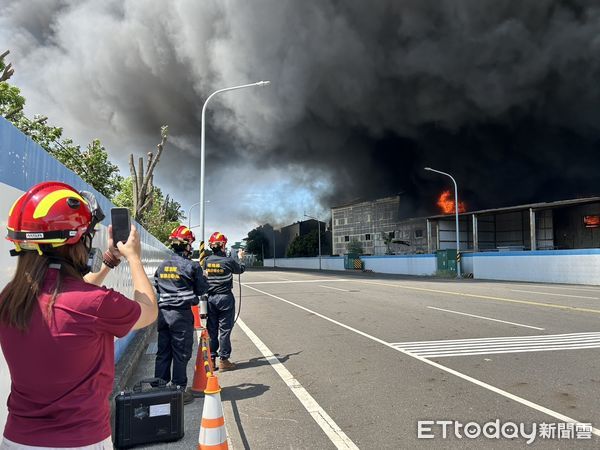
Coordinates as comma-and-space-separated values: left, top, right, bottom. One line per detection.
114, 378, 184, 448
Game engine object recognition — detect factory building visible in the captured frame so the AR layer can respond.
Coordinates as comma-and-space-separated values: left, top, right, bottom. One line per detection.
331, 195, 409, 256
331, 195, 600, 256
426, 197, 600, 253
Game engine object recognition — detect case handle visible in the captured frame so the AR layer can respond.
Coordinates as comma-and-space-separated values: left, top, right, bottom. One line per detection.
132, 377, 167, 392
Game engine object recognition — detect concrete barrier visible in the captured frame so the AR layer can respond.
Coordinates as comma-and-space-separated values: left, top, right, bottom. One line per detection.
470, 250, 600, 285
262, 251, 600, 286
264, 256, 345, 271
361, 254, 436, 275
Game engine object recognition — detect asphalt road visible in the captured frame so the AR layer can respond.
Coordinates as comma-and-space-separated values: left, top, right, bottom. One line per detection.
130, 269, 600, 449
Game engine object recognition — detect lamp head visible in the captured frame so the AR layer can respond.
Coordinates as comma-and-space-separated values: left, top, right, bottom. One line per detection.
256, 80, 271, 87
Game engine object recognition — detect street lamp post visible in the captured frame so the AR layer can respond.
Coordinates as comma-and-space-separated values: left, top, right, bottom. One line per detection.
272, 228, 276, 268
199, 81, 271, 244
424, 167, 461, 278
188, 200, 210, 229
187, 201, 201, 229
304, 214, 322, 270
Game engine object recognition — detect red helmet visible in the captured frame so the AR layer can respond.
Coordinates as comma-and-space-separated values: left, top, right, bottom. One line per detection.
169, 225, 195, 244
6, 181, 104, 253
208, 231, 227, 247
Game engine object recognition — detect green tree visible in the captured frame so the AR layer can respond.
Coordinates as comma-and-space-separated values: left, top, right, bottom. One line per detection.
47, 138, 123, 198
346, 238, 363, 255
0, 50, 22, 119
0, 83, 24, 120
113, 177, 184, 244
244, 227, 270, 261
287, 229, 319, 257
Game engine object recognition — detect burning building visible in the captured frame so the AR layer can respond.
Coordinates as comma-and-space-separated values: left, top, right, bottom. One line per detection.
426, 196, 600, 253
331, 195, 428, 255
330, 192, 600, 257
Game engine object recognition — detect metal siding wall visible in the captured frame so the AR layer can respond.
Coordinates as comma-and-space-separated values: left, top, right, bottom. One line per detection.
0, 117, 171, 430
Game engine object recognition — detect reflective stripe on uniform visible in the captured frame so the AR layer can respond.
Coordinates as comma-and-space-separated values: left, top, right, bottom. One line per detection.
208, 274, 233, 282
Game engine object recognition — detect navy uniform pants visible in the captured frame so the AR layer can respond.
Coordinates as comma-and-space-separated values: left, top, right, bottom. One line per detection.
154, 307, 194, 388
207, 293, 235, 359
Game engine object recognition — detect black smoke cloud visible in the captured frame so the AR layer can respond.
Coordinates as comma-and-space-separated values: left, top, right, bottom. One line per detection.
2, 0, 600, 238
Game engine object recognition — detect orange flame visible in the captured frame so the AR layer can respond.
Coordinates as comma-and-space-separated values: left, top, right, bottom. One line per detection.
437, 190, 466, 214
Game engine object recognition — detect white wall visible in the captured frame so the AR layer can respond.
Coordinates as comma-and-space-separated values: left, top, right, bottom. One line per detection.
262, 251, 600, 286
461, 254, 474, 274
264, 256, 345, 271
362, 255, 436, 276
263, 255, 435, 275
472, 250, 600, 285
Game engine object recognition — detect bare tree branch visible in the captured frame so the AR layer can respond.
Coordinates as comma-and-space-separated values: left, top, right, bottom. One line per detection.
140, 125, 168, 206
0, 50, 14, 82
129, 154, 138, 218
128, 125, 168, 222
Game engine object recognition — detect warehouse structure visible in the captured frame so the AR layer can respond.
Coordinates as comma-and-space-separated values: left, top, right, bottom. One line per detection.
331, 195, 600, 256
426, 197, 600, 253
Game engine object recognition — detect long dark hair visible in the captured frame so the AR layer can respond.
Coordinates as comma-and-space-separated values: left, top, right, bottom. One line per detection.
0, 242, 88, 331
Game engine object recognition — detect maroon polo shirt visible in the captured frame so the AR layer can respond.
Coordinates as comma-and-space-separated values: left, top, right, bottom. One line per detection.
0, 268, 141, 447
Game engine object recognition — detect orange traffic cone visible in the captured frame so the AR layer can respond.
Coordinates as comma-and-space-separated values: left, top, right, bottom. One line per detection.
198, 375, 228, 449
190, 331, 213, 397
192, 305, 201, 329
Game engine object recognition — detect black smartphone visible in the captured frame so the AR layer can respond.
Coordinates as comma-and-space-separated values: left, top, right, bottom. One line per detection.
111, 208, 131, 245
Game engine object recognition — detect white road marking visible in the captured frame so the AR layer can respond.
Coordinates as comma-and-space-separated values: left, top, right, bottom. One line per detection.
319, 285, 353, 292
510, 289, 599, 299
393, 332, 600, 357
236, 318, 359, 450
393, 331, 600, 346
427, 306, 545, 330
244, 279, 352, 285
243, 284, 600, 437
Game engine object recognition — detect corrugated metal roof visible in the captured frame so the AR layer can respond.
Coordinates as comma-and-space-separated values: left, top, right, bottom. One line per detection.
427, 196, 600, 220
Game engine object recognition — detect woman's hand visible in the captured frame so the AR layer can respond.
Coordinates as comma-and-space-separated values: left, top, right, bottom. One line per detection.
116, 225, 142, 262
107, 225, 122, 259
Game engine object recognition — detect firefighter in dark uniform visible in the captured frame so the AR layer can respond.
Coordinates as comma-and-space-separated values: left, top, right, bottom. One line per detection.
205, 232, 245, 371
154, 225, 208, 403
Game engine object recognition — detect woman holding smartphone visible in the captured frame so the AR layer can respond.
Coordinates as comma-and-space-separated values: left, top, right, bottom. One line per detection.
0, 181, 158, 450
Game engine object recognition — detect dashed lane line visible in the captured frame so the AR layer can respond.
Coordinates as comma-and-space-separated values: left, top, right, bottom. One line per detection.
242, 283, 600, 437
319, 285, 354, 292
427, 306, 545, 330
243, 279, 352, 285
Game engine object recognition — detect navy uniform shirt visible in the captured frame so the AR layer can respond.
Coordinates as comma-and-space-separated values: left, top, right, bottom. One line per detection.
154, 252, 209, 308
204, 250, 245, 295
